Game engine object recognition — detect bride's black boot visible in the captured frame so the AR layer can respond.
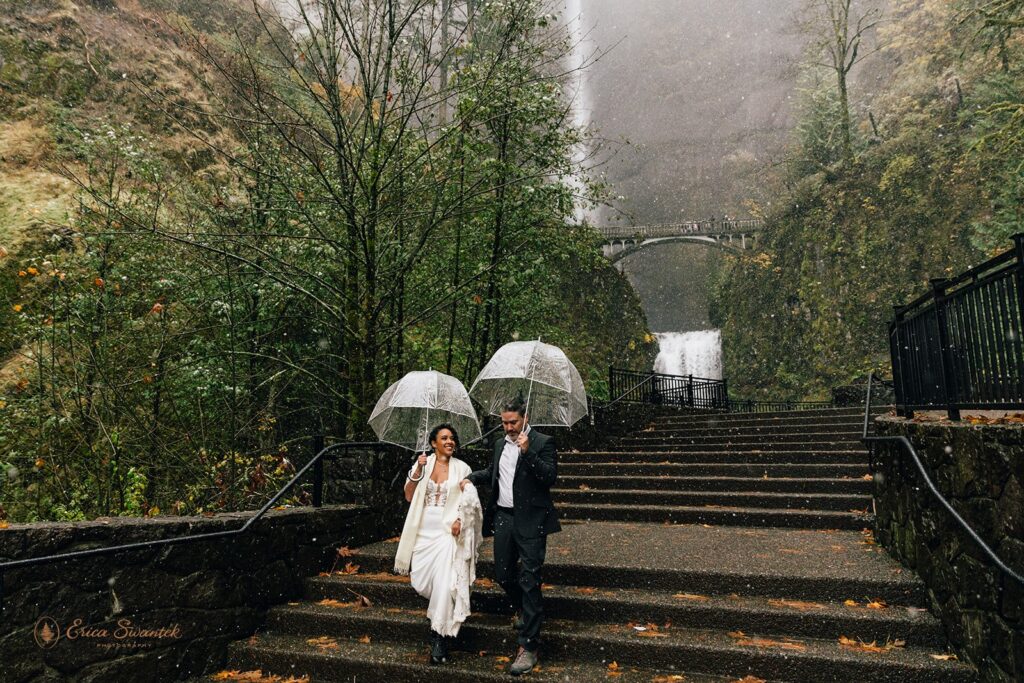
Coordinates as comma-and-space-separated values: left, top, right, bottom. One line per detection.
429, 630, 449, 665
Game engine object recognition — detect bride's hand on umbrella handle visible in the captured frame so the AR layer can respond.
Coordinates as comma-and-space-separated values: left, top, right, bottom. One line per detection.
451, 519, 462, 537
459, 478, 470, 491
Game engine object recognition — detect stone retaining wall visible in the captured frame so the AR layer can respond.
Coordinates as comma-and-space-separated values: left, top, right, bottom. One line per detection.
873, 416, 1024, 682
0, 503, 403, 682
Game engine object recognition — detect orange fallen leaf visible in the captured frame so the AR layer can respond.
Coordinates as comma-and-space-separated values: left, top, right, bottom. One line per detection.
317, 598, 354, 608
844, 599, 859, 607
495, 656, 511, 663
475, 577, 496, 588
574, 587, 599, 595
866, 600, 887, 610
337, 546, 358, 557
838, 635, 905, 653
579, 484, 591, 491
341, 562, 360, 574
357, 635, 371, 644
767, 599, 824, 611
0, 521, 9, 530
607, 661, 620, 671
652, 676, 687, 683
358, 571, 410, 583
733, 677, 767, 683
862, 474, 873, 481
306, 636, 339, 651
732, 634, 806, 651
673, 593, 710, 602
930, 653, 958, 661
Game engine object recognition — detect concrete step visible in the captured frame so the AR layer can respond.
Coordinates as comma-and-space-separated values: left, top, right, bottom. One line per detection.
653, 413, 882, 430
307, 574, 947, 647
226, 631, 729, 683
558, 461, 870, 478
253, 603, 973, 683
351, 523, 927, 605
622, 431, 865, 445
558, 474, 873, 494
615, 439, 866, 452
553, 488, 871, 511
654, 407, 877, 424
644, 422, 875, 437
556, 501, 872, 530
564, 450, 868, 464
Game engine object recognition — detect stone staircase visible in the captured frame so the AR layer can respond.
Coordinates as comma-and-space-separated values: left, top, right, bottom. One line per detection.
205, 407, 977, 682
556, 407, 875, 530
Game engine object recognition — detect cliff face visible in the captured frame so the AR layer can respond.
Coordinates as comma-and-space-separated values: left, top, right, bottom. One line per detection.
585, 0, 804, 224
580, 0, 803, 331
0, 0, 249, 251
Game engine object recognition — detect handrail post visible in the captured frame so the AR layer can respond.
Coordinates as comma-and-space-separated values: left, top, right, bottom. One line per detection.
312, 434, 325, 508
687, 374, 694, 407
931, 278, 960, 420
891, 306, 913, 419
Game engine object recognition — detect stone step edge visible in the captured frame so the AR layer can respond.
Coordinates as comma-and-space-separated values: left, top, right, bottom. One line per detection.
346, 549, 923, 603
559, 475, 872, 484
260, 603, 973, 682
307, 574, 945, 643
554, 501, 873, 519
551, 488, 871, 501
227, 632, 740, 683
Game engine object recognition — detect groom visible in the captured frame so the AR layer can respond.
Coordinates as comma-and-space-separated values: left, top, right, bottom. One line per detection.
461, 396, 560, 676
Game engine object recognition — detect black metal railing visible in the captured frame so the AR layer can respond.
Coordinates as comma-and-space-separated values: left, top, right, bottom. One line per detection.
727, 399, 836, 413
890, 233, 1024, 420
607, 367, 728, 410
860, 373, 1023, 587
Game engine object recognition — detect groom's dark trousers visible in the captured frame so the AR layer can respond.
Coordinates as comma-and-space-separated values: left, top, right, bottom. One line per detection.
467, 429, 560, 652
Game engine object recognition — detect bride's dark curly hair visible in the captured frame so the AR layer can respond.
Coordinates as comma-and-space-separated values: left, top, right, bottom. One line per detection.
428, 423, 460, 450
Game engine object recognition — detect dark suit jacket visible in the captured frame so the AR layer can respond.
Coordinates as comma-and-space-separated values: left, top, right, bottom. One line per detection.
467, 428, 561, 538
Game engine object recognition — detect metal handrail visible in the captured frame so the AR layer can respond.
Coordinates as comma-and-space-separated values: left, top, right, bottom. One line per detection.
860, 373, 1024, 587
0, 439, 387, 613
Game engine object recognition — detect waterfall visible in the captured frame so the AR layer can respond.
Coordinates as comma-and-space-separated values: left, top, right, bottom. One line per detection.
564, 0, 594, 224
654, 330, 723, 379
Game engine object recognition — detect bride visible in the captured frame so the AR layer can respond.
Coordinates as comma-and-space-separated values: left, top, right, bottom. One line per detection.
393, 423, 483, 665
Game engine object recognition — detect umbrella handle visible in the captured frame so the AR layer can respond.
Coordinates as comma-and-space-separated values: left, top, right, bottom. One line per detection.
407, 452, 426, 482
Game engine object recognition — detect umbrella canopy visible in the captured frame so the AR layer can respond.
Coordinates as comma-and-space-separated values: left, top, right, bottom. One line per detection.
469, 340, 588, 427
369, 370, 482, 452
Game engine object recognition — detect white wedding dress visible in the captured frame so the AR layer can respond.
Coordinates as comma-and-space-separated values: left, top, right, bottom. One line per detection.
409, 477, 482, 637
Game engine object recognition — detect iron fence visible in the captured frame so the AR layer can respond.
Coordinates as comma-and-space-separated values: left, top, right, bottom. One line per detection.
890, 233, 1024, 419
608, 367, 728, 410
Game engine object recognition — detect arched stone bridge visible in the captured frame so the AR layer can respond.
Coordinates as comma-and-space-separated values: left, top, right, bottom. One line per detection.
597, 218, 764, 262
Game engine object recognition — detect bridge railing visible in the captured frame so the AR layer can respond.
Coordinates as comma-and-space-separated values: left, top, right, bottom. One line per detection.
608, 367, 728, 410
598, 218, 764, 241
890, 233, 1024, 420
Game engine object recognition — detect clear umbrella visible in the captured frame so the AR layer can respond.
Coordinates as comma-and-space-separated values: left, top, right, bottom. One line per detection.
369, 370, 482, 452
469, 340, 588, 427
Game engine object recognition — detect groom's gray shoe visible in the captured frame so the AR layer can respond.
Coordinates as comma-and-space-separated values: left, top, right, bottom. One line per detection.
508, 647, 537, 675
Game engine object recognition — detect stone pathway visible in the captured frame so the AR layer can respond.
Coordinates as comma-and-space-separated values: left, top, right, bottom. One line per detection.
201, 408, 977, 682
